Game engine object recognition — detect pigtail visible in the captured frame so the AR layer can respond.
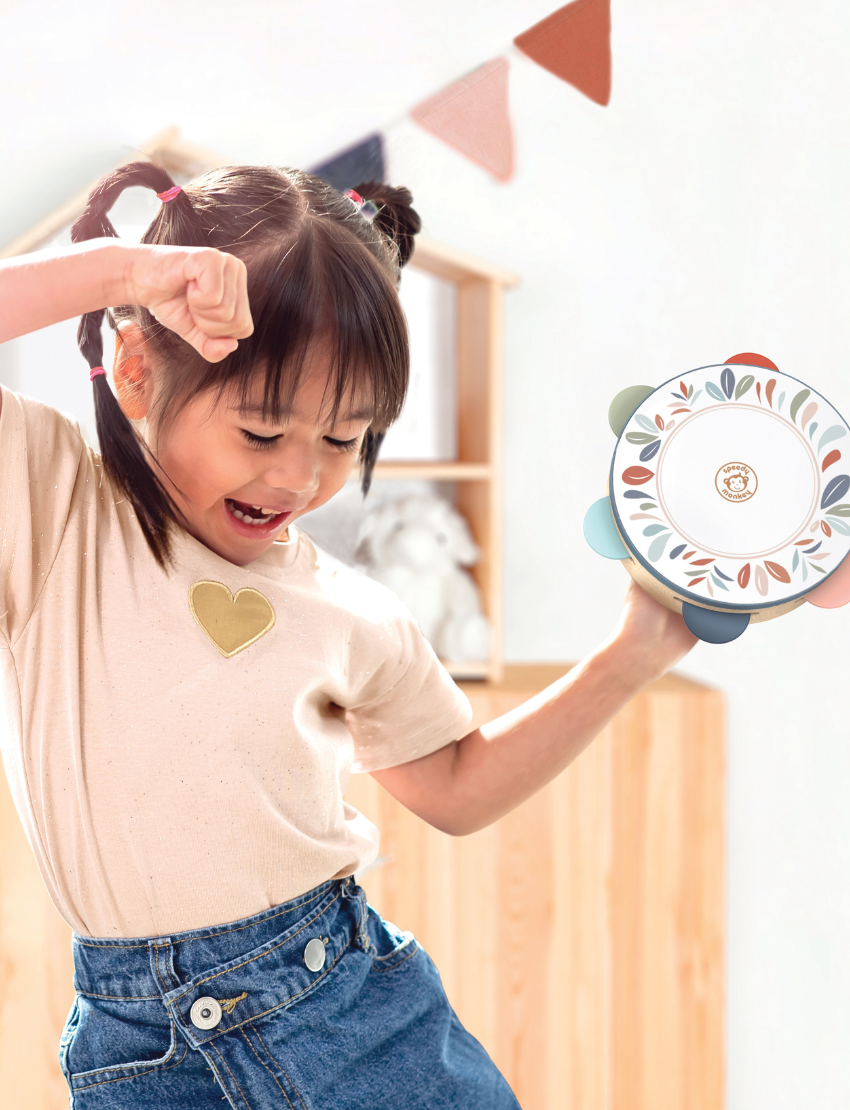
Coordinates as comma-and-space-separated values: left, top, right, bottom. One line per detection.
349, 183, 419, 494
359, 429, 386, 496
353, 182, 421, 269
71, 161, 196, 566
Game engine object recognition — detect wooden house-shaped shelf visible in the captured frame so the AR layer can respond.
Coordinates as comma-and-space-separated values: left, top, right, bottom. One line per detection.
0, 128, 517, 681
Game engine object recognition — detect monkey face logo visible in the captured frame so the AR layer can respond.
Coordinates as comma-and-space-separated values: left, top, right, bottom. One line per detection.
715, 462, 757, 502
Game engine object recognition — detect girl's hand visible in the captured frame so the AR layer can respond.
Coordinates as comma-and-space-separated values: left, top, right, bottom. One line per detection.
126, 245, 253, 363
607, 579, 698, 686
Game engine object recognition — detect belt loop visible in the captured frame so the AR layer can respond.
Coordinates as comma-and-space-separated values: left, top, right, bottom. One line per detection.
148, 939, 179, 997
343, 879, 375, 955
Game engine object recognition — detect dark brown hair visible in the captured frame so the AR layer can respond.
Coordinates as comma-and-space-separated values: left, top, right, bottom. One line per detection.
71, 162, 421, 565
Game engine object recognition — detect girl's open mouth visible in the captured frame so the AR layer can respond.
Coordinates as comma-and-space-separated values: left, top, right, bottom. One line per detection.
225, 498, 291, 533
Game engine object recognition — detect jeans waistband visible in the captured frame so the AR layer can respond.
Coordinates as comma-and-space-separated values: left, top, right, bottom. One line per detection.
71, 878, 370, 1049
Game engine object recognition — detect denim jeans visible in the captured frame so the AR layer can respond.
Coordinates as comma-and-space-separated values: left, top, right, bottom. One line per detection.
60, 878, 521, 1108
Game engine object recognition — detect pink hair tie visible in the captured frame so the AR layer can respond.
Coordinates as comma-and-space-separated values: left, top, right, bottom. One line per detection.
89, 366, 106, 381
156, 185, 183, 203
344, 189, 364, 208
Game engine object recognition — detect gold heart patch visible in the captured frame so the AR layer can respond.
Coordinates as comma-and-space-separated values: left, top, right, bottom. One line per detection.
189, 580, 275, 658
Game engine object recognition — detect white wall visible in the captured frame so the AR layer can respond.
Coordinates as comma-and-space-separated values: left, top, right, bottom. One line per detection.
2, 2, 850, 1105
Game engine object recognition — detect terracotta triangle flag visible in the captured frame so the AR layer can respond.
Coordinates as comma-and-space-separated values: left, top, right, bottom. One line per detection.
514, 0, 611, 106
411, 58, 513, 182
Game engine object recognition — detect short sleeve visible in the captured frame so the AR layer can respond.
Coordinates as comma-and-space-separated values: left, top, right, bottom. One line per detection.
343, 603, 473, 774
0, 389, 88, 642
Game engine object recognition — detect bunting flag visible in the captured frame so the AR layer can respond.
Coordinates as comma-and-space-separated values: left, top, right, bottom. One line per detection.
514, 0, 611, 107
311, 133, 385, 191
312, 2, 611, 189
410, 58, 513, 182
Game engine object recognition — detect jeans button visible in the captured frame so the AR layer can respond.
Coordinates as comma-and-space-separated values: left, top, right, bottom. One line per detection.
190, 996, 223, 1030
304, 938, 326, 972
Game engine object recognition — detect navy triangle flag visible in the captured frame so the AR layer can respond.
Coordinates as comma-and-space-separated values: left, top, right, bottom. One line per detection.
310, 134, 386, 192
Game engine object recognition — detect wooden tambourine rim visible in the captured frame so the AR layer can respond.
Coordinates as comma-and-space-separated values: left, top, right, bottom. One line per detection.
610, 364, 850, 611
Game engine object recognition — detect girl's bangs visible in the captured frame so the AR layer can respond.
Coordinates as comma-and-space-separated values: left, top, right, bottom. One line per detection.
209, 223, 409, 431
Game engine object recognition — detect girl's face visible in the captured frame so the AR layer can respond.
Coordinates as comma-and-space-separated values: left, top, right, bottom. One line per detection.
125, 338, 372, 566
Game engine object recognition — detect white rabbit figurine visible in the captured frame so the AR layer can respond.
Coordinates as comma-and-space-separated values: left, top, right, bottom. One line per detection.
356, 496, 490, 662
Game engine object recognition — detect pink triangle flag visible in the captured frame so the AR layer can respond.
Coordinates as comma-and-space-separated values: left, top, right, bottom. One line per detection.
410, 58, 513, 182
514, 0, 611, 107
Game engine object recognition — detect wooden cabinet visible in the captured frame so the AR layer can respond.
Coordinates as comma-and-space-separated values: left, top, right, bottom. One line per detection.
345, 666, 726, 1110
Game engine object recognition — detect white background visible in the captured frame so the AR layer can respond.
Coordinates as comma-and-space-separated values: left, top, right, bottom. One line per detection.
2, 2, 850, 1105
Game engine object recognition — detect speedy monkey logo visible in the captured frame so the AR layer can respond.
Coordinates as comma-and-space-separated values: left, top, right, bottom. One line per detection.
715, 462, 757, 502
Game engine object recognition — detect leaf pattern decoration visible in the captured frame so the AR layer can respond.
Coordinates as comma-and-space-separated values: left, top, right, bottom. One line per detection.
669, 544, 686, 559
655, 415, 665, 430
626, 432, 659, 445
755, 565, 769, 596
826, 503, 850, 517
800, 401, 818, 429
622, 467, 655, 485
792, 549, 800, 573
756, 382, 762, 404
809, 422, 818, 440
818, 425, 847, 453
803, 541, 822, 553
823, 449, 842, 472
623, 490, 646, 499
710, 573, 730, 591
734, 374, 755, 400
737, 563, 751, 588
680, 380, 688, 397
705, 381, 725, 402
826, 516, 850, 536
721, 368, 735, 398
822, 520, 833, 537
821, 474, 850, 510
643, 524, 668, 536
766, 378, 776, 407
639, 502, 658, 510
689, 576, 706, 587
713, 566, 734, 581
690, 557, 714, 566
648, 532, 672, 561
790, 389, 811, 423
635, 414, 659, 433
640, 440, 661, 462
777, 391, 786, 411
765, 560, 791, 583
683, 550, 696, 560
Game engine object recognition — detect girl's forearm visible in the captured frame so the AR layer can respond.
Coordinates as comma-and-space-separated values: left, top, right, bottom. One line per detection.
372, 583, 697, 835
373, 639, 656, 836
0, 241, 133, 344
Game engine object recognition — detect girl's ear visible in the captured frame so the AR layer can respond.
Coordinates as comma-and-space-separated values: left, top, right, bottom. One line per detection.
113, 322, 153, 420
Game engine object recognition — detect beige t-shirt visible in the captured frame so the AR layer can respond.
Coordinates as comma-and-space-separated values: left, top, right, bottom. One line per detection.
0, 389, 471, 938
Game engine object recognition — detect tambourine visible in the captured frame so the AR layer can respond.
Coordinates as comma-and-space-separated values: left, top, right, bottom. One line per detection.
584, 353, 850, 643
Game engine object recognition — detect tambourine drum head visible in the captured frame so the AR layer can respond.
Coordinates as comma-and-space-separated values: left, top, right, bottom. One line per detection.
610, 365, 850, 610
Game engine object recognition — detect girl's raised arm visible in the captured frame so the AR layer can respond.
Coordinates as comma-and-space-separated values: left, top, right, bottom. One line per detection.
0, 240, 252, 362
373, 580, 697, 835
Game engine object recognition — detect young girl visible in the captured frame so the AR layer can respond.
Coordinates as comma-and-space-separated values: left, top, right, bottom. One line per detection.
0, 162, 695, 1108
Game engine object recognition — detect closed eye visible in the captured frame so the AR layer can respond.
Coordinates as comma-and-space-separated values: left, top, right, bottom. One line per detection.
241, 430, 280, 449
324, 436, 360, 453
